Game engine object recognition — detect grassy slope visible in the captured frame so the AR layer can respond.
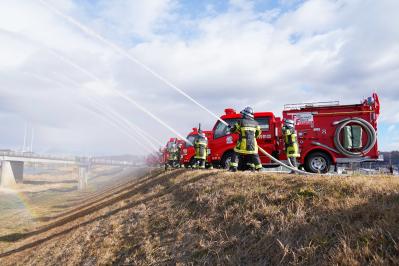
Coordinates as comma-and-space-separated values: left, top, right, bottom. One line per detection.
0, 169, 398, 265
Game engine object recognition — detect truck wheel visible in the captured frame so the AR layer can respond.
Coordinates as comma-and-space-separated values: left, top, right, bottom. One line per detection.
221, 151, 234, 169
305, 152, 331, 174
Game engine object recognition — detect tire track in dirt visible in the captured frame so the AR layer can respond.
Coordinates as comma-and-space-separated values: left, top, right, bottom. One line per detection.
37, 168, 161, 222
0, 169, 171, 243
0, 170, 213, 259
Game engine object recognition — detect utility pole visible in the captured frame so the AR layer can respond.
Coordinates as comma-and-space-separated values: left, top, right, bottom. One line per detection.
23, 123, 28, 152
30, 127, 34, 153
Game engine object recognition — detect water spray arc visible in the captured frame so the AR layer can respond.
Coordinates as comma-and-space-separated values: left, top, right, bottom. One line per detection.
6, 28, 174, 152
54, 72, 163, 149
36, 0, 225, 126
85, 97, 160, 152
49, 50, 192, 144
25, 72, 155, 154
86, 103, 154, 154
2, 24, 186, 155
37, 0, 307, 174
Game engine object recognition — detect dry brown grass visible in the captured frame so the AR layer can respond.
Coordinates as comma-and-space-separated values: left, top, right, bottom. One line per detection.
0, 170, 398, 265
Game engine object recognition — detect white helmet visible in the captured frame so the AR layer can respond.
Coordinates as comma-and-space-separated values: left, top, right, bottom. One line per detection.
284, 119, 295, 128
240, 106, 254, 119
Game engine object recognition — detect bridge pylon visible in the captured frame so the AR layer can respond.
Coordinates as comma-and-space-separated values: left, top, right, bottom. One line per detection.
77, 157, 91, 191
0, 161, 24, 188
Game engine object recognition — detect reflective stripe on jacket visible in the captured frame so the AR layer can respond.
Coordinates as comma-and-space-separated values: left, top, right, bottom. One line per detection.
231, 118, 261, 155
167, 146, 179, 161
283, 128, 300, 158
194, 136, 208, 159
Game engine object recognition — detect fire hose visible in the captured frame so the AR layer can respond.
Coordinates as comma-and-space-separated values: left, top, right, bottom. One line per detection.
223, 121, 310, 174
219, 121, 311, 174
333, 118, 377, 157
258, 147, 310, 175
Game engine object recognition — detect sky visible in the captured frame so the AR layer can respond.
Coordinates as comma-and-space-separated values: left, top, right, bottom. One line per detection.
0, 0, 398, 156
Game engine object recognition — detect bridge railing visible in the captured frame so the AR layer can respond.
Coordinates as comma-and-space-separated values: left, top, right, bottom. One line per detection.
0, 151, 139, 166
0, 151, 75, 161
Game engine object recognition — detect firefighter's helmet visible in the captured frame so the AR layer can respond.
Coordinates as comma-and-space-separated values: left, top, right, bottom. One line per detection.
241, 106, 254, 119
284, 119, 295, 128
199, 131, 206, 138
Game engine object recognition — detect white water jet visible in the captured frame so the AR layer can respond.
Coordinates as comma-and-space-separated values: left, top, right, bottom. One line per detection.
36, 0, 228, 126
49, 50, 192, 143
52, 72, 163, 150
25, 72, 155, 154
86, 103, 154, 154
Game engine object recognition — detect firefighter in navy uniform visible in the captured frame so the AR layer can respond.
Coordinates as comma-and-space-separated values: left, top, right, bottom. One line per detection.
194, 130, 208, 169
282, 119, 300, 170
177, 142, 183, 168
165, 140, 179, 170
229, 107, 262, 172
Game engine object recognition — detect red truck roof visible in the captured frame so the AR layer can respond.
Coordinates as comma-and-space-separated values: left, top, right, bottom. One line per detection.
284, 93, 380, 117
187, 128, 212, 138
220, 108, 275, 120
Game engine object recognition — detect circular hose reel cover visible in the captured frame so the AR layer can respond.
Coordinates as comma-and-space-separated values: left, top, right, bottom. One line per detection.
333, 118, 377, 158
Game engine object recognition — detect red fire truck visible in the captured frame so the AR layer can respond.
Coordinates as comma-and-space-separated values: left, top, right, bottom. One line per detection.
162, 138, 185, 167
180, 128, 213, 167
208, 93, 381, 173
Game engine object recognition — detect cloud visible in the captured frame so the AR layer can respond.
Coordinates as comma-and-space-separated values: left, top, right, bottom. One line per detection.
0, 0, 398, 154
82, 0, 178, 41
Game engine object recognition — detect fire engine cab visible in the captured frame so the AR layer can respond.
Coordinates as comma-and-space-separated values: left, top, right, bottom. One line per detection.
208, 109, 282, 169
208, 93, 381, 173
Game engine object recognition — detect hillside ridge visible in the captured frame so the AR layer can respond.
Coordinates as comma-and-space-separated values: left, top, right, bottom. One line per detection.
0, 169, 398, 265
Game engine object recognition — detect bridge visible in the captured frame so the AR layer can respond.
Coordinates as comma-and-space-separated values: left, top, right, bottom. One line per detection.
0, 151, 141, 190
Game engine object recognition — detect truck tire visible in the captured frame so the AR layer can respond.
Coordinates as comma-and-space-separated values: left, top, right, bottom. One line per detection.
221, 151, 234, 169
305, 152, 331, 174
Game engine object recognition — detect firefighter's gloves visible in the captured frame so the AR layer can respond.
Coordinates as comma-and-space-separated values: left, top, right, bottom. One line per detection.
228, 124, 236, 133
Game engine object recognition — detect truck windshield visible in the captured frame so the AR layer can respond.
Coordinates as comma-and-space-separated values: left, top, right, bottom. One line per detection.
214, 119, 239, 139
185, 135, 197, 147
214, 117, 270, 139
255, 117, 270, 131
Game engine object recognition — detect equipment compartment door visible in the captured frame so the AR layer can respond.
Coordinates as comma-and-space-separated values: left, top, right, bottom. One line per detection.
255, 116, 274, 164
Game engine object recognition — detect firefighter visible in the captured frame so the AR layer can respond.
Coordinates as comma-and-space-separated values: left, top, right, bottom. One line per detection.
282, 119, 300, 171
194, 130, 208, 169
165, 140, 179, 170
229, 107, 262, 172
177, 142, 183, 168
